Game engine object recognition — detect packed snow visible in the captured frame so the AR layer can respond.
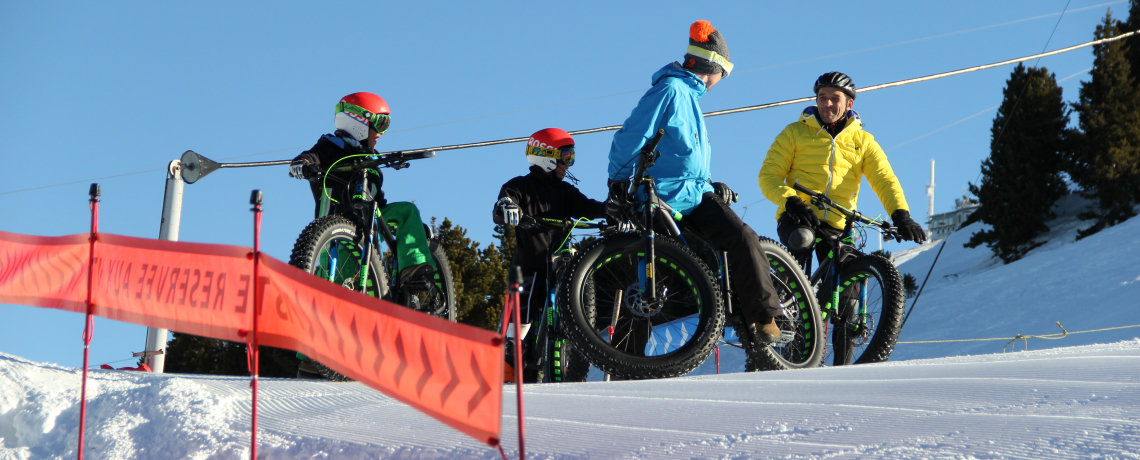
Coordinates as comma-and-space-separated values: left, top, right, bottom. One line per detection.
1, 195, 1138, 459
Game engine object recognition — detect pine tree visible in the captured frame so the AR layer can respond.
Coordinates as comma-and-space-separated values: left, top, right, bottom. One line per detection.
1069, 10, 1140, 238
164, 334, 298, 377
431, 218, 513, 331
1126, 1, 1140, 78
964, 64, 1070, 263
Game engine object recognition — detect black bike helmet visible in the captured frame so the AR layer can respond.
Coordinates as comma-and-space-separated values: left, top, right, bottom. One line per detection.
813, 72, 857, 100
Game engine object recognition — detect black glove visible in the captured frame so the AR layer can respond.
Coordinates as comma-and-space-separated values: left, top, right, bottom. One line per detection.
891, 209, 927, 244
784, 196, 820, 227
711, 182, 738, 204
607, 179, 630, 203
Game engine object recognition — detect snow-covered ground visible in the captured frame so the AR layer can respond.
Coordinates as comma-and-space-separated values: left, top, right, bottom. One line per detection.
2, 194, 1139, 459
2, 341, 1138, 459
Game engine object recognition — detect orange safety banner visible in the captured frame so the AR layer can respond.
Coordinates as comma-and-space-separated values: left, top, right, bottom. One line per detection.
0, 230, 503, 446
255, 256, 502, 445
0, 231, 90, 312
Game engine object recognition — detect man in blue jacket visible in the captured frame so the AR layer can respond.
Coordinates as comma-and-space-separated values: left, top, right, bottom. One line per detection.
607, 20, 785, 348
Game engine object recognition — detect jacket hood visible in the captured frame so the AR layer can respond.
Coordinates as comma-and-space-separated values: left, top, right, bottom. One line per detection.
799, 106, 862, 133
652, 62, 707, 98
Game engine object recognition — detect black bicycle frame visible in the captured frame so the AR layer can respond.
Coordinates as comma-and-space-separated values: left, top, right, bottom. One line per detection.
792, 183, 895, 335
627, 129, 669, 304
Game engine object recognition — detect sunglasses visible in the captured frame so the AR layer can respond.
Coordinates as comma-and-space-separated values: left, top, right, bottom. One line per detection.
336, 102, 392, 134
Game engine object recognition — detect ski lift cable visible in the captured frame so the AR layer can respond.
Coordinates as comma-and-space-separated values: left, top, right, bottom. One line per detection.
1, 30, 1135, 197
375, 29, 1139, 156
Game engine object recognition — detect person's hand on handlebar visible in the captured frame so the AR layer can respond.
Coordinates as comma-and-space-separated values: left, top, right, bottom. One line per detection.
784, 196, 820, 227
495, 197, 521, 227
891, 210, 927, 244
607, 218, 636, 233
607, 179, 630, 203
289, 158, 312, 180
710, 181, 738, 204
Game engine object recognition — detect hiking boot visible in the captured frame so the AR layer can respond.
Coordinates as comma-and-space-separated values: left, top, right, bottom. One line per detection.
398, 263, 436, 289
297, 360, 322, 379
748, 317, 782, 344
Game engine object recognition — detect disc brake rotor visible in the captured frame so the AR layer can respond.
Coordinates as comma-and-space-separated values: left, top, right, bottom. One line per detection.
623, 284, 666, 318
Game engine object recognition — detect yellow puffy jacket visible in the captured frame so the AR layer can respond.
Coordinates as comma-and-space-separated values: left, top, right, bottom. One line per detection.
759, 107, 910, 229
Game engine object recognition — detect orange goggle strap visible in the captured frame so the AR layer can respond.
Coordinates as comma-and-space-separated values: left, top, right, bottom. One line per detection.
526, 144, 574, 166
335, 101, 391, 133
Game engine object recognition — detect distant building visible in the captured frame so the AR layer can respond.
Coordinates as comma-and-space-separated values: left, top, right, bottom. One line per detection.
927, 195, 979, 242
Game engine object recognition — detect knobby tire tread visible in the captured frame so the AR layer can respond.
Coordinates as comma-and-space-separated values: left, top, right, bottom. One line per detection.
835, 254, 906, 365
557, 234, 723, 380
744, 237, 826, 371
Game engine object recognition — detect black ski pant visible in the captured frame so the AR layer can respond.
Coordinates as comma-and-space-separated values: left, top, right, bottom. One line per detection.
684, 192, 783, 324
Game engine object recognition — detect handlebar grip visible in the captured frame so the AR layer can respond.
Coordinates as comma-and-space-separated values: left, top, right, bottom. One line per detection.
400, 150, 435, 161
791, 182, 815, 196
302, 164, 322, 180
641, 129, 666, 155
517, 215, 538, 229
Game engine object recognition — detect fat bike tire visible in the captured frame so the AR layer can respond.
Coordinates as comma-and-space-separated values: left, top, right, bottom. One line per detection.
828, 254, 905, 366
289, 215, 388, 297
557, 234, 723, 380
289, 215, 387, 382
743, 237, 825, 371
544, 279, 594, 383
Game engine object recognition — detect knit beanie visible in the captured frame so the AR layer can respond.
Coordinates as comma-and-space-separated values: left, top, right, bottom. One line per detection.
682, 20, 732, 77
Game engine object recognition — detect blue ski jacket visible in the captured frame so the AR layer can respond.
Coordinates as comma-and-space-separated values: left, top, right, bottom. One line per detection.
608, 63, 714, 215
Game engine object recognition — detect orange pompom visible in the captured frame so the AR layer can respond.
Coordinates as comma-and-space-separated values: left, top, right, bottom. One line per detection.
690, 20, 715, 42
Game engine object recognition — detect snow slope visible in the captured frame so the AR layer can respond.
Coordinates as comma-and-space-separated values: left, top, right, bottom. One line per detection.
2, 195, 1139, 459
1, 341, 1138, 459
890, 195, 1140, 361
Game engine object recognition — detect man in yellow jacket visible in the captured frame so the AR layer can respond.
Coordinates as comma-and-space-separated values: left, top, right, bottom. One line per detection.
759, 71, 927, 265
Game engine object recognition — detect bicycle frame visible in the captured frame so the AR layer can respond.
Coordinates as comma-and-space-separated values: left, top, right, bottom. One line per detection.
807, 217, 865, 333
312, 151, 435, 298
623, 129, 674, 306
511, 215, 607, 383
791, 183, 899, 347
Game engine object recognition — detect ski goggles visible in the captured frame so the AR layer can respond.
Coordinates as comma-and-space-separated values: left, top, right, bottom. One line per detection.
525, 144, 575, 166
335, 101, 392, 134
686, 45, 734, 77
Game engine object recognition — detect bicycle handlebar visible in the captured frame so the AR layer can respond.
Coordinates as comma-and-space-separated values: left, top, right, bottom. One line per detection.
791, 183, 899, 237
519, 215, 606, 231
331, 150, 436, 172
305, 150, 437, 181
632, 129, 666, 186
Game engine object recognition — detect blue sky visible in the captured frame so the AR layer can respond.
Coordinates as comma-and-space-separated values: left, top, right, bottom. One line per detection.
0, 0, 1125, 368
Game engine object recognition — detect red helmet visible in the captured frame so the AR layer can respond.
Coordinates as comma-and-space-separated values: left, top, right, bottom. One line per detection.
334, 92, 391, 142
525, 128, 575, 172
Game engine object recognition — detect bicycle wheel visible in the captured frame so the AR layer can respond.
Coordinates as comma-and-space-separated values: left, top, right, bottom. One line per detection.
394, 239, 457, 321
827, 254, 905, 365
289, 215, 388, 382
744, 237, 825, 371
557, 234, 723, 379
290, 215, 388, 297
545, 278, 593, 383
